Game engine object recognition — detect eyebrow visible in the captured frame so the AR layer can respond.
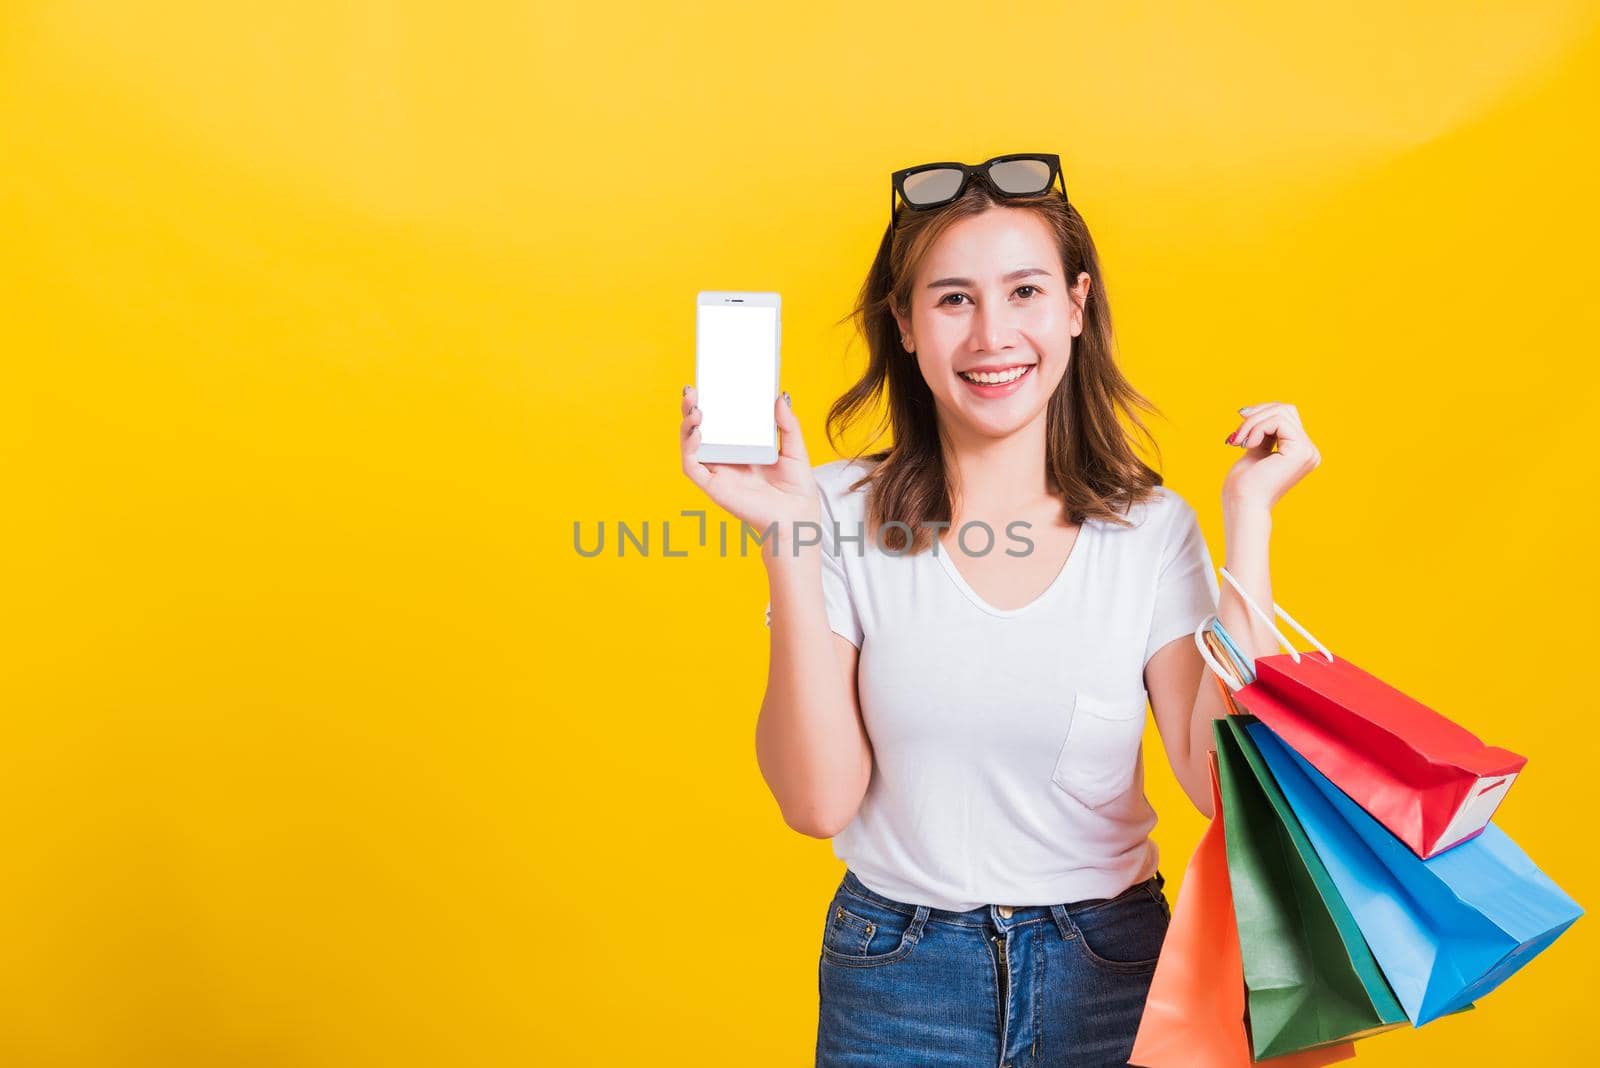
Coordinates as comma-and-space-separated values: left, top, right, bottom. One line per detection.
926, 267, 1053, 289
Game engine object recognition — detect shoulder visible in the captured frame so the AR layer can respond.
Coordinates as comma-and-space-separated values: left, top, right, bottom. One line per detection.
1098, 485, 1204, 561
1149, 484, 1201, 524
812, 457, 880, 518
1099, 483, 1196, 530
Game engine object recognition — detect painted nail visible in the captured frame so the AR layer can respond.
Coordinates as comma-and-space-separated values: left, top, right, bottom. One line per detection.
1226, 433, 1236, 444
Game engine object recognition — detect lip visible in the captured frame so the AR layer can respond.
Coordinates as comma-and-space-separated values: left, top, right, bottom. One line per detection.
958, 361, 1036, 375
957, 363, 1036, 398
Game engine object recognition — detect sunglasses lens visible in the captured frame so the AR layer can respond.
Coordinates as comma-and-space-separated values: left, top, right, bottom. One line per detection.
902, 167, 965, 206
988, 158, 1053, 195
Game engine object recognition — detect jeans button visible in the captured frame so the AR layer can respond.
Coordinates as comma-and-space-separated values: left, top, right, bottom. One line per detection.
997, 905, 1013, 918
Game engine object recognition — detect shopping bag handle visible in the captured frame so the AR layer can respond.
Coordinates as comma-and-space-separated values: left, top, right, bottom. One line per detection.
1209, 617, 1254, 683
1193, 615, 1248, 691
1215, 566, 1334, 666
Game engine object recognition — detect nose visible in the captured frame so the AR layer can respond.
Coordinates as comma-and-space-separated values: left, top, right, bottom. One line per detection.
970, 300, 1019, 356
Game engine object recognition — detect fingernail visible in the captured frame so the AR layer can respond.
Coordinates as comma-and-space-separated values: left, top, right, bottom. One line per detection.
1226, 433, 1236, 444
782, 391, 792, 407
683, 384, 691, 395
1238, 406, 1252, 415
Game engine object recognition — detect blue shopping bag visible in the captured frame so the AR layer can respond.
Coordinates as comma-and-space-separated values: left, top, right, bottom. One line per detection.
1245, 720, 1582, 1026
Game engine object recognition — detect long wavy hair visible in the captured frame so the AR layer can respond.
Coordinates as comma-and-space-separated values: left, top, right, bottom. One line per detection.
824, 182, 1168, 553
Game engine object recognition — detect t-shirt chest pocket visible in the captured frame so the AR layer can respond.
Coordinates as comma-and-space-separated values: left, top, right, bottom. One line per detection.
1050, 689, 1150, 808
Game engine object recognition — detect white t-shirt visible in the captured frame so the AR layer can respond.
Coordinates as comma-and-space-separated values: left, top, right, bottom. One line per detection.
764, 457, 1220, 911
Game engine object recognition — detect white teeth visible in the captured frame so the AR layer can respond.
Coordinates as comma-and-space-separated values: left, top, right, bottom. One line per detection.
960, 366, 1031, 385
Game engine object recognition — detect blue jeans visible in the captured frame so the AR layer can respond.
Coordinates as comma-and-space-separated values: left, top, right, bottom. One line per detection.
815, 868, 1172, 1067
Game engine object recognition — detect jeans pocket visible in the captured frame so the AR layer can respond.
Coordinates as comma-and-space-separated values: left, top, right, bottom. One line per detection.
1050, 689, 1150, 808
1065, 881, 1170, 973
820, 885, 928, 969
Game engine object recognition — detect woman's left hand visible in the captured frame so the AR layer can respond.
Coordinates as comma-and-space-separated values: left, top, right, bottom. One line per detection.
1221, 401, 1321, 512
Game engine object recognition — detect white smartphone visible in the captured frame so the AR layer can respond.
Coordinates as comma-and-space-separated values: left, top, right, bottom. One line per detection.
694, 290, 781, 465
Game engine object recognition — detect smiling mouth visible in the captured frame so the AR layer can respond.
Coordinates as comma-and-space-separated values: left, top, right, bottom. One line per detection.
957, 365, 1034, 385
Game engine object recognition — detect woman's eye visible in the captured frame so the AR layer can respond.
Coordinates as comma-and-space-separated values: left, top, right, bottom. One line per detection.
938, 285, 1041, 307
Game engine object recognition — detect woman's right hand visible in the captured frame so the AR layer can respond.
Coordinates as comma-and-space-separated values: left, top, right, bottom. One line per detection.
679, 385, 821, 538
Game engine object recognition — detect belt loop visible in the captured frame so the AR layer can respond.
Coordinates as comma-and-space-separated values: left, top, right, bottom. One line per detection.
1143, 873, 1172, 921
1049, 903, 1076, 942
907, 905, 931, 943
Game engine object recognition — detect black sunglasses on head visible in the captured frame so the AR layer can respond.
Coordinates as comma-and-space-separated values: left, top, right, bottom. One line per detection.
890, 153, 1066, 222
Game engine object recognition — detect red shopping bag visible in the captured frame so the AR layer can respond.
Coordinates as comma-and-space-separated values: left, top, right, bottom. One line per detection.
1216, 569, 1525, 859
1130, 745, 1355, 1068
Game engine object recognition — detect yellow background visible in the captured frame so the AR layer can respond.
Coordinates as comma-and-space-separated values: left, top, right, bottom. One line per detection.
3, 2, 1598, 1063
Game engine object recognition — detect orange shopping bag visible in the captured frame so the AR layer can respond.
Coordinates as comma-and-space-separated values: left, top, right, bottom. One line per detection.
1129, 737, 1356, 1068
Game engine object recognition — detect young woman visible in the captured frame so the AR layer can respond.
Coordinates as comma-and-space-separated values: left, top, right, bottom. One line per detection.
676, 153, 1320, 1067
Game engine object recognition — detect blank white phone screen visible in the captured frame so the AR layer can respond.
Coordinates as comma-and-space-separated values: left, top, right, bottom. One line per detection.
697, 303, 777, 448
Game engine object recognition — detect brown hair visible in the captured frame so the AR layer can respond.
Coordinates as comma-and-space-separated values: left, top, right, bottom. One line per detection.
824, 183, 1168, 553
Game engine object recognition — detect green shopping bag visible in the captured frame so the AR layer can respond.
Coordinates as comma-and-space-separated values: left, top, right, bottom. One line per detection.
1214, 716, 1409, 1058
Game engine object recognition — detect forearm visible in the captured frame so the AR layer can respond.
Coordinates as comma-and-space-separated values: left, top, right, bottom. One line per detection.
1183, 503, 1275, 800
754, 546, 870, 837
1219, 503, 1278, 664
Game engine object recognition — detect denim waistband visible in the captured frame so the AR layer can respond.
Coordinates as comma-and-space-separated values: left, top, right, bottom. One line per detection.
839, 868, 1166, 931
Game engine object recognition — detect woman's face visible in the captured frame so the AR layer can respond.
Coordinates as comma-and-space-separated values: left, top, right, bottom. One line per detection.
894, 208, 1090, 441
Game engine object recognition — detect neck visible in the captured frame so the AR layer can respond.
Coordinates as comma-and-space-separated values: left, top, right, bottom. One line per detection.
940, 408, 1056, 521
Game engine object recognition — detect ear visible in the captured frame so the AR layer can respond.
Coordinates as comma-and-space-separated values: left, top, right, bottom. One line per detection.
890, 304, 913, 351
1069, 272, 1092, 338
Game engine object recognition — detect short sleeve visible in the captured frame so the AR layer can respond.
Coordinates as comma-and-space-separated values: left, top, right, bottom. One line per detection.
764, 470, 864, 648
1142, 494, 1220, 668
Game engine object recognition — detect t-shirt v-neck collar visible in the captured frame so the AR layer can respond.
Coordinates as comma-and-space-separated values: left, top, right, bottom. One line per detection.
934, 520, 1093, 618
